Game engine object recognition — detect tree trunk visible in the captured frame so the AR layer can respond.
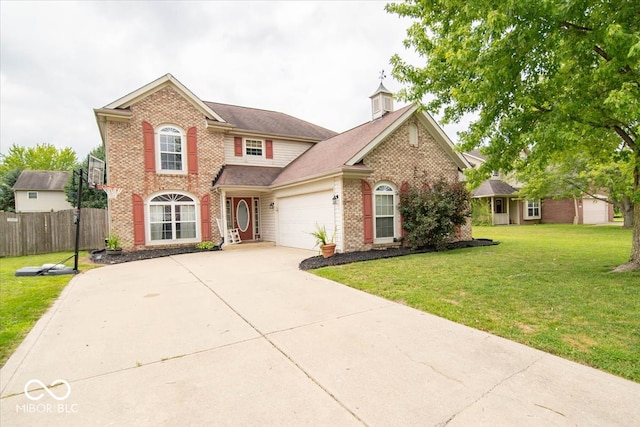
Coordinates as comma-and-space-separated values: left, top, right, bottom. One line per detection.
614, 202, 640, 272
621, 196, 634, 228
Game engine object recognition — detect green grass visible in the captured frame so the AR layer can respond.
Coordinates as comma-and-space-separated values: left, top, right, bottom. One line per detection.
0, 252, 98, 367
313, 225, 640, 382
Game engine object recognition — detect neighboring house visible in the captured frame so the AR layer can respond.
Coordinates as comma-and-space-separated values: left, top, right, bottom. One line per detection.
463, 150, 613, 225
94, 74, 471, 252
12, 170, 74, 213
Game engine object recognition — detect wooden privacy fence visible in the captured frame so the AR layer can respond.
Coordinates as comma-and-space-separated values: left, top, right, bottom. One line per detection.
0, 209, 108, 257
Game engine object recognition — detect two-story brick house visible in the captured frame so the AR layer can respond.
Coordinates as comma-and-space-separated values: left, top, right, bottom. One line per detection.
95, 74, 471, 252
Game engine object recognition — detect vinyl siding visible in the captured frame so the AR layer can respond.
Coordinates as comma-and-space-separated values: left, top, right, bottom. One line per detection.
224, 136, 313, 167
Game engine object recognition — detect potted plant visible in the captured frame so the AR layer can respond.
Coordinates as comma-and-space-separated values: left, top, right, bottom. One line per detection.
105, 234, 122, 255
310, 224, 336, 258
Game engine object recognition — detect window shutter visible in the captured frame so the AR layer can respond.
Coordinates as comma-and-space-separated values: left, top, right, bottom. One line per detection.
362, 180, 373, 243
200, 194, 211, 241
132, 194, 145, 245
143, 121, 155, 172
187, 127, 198, 174
265, 139, 273, 159
234, 136, 243, 157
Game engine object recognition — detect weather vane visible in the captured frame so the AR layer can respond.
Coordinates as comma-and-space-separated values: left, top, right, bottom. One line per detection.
379, 69, 386, 83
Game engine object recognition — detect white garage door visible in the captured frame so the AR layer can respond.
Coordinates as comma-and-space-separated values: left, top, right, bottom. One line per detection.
278, 191, 335, 250
583, 198, 608, 224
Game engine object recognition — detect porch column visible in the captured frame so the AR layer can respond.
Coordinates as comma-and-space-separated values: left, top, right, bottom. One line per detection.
220, 189, 227, 238
506, 197, 510, 225
490, 197, 495, 225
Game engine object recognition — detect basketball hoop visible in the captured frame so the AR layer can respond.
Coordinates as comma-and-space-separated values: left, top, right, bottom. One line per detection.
100, 185, 123, 200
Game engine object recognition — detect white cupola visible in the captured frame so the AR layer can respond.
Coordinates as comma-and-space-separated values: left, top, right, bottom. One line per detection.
369, 81, 394, 120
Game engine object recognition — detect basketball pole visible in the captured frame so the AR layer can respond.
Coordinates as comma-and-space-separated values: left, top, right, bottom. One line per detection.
73, 168, 85, 272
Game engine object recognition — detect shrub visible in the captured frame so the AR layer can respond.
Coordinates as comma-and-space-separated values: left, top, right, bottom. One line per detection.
471, 199, 492, 226
196, 241, 215, 250
399, 179, 471, 250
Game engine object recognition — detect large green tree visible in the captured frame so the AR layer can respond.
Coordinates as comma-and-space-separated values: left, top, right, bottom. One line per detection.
0, 143, 77, 175
387, 0, 640, 271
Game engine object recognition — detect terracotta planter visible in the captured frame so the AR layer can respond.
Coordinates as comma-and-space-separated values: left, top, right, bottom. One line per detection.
320, 243, 336, 258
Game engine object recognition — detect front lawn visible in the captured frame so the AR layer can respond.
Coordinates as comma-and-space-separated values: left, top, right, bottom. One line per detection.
0, 252, 97, 367
313, 225, 640, 382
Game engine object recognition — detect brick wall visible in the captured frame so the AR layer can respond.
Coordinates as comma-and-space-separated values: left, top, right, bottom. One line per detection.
105, 86, 224, 250
541, 198, 577, 224
342, 118, 472, 252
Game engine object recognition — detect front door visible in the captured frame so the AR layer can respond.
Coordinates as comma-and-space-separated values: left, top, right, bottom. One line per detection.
233, 197, 253, 241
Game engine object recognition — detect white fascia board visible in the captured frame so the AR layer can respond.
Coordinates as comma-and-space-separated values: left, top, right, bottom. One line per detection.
346, 105, 418, 166
104, 73, 226, 123
271, 166, 372, 192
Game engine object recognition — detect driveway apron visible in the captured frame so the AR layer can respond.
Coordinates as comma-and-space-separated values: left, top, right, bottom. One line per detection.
1, 247, 639, 426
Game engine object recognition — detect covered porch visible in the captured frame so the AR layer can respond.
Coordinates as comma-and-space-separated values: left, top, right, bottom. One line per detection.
213, 165, 281, 245
472, 179, 520, 225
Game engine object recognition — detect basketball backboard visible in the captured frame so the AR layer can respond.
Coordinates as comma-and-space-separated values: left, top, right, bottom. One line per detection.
87, 155, 105, 189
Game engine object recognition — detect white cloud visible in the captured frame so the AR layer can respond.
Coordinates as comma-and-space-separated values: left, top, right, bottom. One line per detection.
0, 1, 465, 160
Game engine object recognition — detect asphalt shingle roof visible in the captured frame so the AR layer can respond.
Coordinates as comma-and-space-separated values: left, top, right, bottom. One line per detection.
12, 170, 70, 191
272, 105, 413, 186
471, 179, 519, 197
205, 102, 337, 141
214, 165, 283, 187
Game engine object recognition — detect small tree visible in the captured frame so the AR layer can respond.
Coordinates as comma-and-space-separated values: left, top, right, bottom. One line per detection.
0, 168, 22, 212
65, 146, 107, 209
399, 179, 471, 250
471, 199, 492, 226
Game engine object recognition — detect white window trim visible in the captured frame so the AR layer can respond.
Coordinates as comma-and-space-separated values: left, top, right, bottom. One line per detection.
146, 191, 199, 245
156, 124, 187, 174
28, 192, 38, 199
524, 200, 541, 220
244, 138, 264, 157
374, 182, 398, 244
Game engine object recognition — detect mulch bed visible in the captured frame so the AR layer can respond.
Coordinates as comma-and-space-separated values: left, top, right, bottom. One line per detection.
90, 246, 220, 265
90, 238, 498, 269
299, 239, 498, 270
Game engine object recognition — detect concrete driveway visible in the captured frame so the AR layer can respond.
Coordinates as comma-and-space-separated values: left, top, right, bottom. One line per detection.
1, 246, 639, 426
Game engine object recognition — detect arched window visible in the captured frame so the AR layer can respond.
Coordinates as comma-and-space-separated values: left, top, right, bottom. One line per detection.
374, 182, 397, 243
148, 192, 198, 242
157, 125, 185, 172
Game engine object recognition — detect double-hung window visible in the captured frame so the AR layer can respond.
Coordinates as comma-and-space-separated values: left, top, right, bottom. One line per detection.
245, 139, 263, 156
374, 183, 397, 243
158, 126, 184, 172
525, 200, 541, 219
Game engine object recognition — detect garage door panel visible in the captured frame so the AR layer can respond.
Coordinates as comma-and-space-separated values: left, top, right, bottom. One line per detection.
583, 198, 608, 224
278, 192, 334, 250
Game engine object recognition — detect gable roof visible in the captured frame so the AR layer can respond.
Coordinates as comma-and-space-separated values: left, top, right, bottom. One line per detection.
102, 74, 225, 123
95, 73, 336, 143
471, 179, 519, 197
272, 104, 470, 187
13, 170, 70, 191
205, 102, 337, 141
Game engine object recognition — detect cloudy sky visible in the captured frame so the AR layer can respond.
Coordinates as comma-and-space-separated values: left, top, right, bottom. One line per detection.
1, 1, 462, 160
